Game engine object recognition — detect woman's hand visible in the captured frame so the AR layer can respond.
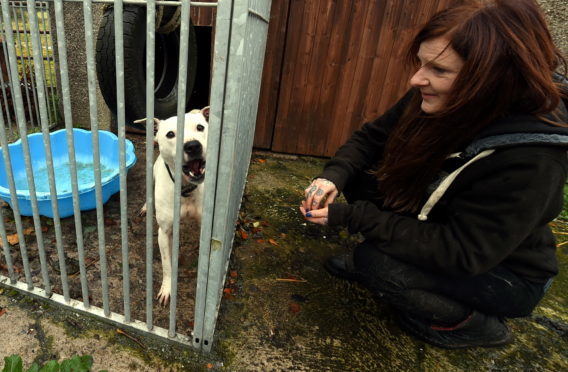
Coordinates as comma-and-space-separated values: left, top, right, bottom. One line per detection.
300, 205, 329, 225
303, 178, 338, 211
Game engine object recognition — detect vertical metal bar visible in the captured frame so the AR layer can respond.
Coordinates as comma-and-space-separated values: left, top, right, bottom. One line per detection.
0, 54, 14, 133
49, 0, 74, 302
145, 0, 156, 331
82, 0, 109, 312
38, 3, 57, 125
27, 4, 44, 127
169, 0, 191, 338
0, 17, 15, 132
113, 0, 131, 323
12, 6, 38, 128
33, 2, 51, 126
200, 0, 273, 352
16, 4, 41, 127
23, 0, 58, 297
1, 0, 41, 291
193, 0, 231, 351
0, 106, 15, 283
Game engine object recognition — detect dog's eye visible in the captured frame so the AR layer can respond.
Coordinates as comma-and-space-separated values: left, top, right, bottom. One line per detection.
166, 131, 175, 138
196, 124, 205, 132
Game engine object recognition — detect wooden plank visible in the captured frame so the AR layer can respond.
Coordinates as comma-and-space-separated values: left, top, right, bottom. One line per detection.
328, 0, 387, 156
253, 0, 291, 148
317, 0, 371, 156
314, 0, 357, 153
270, 0, 309, 153
265, 0, 464, 157
190, 1, 216, 27
299, 0, 338, 155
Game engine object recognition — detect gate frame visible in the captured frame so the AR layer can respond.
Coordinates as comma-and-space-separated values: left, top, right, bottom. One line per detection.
0, 0, 273, 352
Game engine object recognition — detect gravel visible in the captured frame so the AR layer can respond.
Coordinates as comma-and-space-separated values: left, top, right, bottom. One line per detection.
537, 0, 568, 59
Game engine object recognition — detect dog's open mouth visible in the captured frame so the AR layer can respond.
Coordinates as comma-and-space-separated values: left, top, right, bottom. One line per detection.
183, 158, 206, 182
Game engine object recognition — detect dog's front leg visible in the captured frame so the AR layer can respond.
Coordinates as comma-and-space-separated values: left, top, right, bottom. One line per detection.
157, 226, 172, 306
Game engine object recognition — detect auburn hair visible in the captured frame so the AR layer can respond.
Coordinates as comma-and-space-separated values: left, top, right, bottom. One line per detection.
377, 0, 567, 213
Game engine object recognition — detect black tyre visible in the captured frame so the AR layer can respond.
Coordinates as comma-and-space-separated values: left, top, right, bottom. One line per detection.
96, 5, 197, 126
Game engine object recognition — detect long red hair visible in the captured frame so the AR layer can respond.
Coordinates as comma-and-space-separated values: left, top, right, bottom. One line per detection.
377, 0, 567, 213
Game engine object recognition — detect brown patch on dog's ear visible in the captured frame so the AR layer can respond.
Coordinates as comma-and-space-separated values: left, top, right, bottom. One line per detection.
201, 106, 210, 122
153, 118, 160, 137
133, 117, 160, 135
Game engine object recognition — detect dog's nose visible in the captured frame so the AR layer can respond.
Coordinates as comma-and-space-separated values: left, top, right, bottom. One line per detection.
184, 140, 202, 156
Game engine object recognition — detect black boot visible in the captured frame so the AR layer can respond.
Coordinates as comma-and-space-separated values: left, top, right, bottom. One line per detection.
324, 254, 361, 281
397, 310, 513, 349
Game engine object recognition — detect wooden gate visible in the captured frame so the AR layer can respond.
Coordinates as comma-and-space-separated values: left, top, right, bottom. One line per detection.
254, 0, 457, 157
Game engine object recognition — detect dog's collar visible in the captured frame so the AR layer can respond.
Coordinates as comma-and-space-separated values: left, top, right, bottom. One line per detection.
164, 161, 198, 197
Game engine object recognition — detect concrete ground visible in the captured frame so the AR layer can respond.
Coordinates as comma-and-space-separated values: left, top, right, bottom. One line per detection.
1, 1, 566, 369
1, 151, 567, 371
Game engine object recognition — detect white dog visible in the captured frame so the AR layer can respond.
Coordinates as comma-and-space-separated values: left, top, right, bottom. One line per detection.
136, 106, 209, 305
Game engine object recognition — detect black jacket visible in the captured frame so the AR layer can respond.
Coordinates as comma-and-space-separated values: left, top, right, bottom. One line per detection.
320, 90, 568, 283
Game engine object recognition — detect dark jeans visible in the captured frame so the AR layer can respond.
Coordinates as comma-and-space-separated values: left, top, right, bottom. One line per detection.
353, 241, 547, 323
341, 170, 547, 323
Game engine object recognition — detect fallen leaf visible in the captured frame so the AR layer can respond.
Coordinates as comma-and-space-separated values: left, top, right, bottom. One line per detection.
268, 239, 278, 246
0, 308, 6, 317
188, 320, 195, 328
239, 229, 249, 240
41, 226, 48, 232
256, 239, 265, 244
275, 278, 308, 283
229, 270, 238, 278
7, 234, 19, 245
289, 302, 301, 313
257, 159, 267, 164
222, 288, 236, 300
280, 233, 287, 239
207, 363, 213, 369
117, 328, 145, 348
229, 278, 237, 285
104, 218, 116, 226
23, 227, 35, 236
252, 221, 260, 228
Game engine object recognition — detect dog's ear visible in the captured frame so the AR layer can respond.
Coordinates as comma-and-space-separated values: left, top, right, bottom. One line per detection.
133, 117, 160, 135
201, 106, 210, 122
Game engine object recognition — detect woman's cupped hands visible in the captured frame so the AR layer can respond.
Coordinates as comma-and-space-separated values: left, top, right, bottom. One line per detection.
300, 178, 338, 225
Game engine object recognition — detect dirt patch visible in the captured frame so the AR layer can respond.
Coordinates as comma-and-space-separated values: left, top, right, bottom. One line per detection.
0, 133, 198, 336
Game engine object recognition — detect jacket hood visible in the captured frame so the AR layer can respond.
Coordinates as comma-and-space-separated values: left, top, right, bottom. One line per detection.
466, 88, 568, 157
474, 73, 568, 139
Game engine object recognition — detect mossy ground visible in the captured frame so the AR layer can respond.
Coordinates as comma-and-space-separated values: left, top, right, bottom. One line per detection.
214, 152, 568, 371
1, 151, 566, 371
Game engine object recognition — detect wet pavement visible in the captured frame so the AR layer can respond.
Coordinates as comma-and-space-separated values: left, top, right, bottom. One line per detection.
1, 151, 567, 371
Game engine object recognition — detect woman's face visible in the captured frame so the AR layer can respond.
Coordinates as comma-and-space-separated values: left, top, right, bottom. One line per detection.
410, 37, 464, 114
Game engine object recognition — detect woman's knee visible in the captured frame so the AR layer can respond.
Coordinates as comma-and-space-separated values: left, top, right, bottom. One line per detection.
353, 242, 425, 293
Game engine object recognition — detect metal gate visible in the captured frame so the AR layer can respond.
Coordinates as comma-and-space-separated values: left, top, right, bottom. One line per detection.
0, 0, 272, 353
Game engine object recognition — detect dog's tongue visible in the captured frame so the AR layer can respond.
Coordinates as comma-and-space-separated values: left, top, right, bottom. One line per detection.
185, 159, 204, 176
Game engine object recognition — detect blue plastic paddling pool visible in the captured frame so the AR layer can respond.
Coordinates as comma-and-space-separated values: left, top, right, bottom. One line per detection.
0, 128, 137, 218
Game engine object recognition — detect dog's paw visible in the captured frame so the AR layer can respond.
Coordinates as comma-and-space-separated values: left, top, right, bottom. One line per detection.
138, 203, 147, 217
157, 282, 171, 306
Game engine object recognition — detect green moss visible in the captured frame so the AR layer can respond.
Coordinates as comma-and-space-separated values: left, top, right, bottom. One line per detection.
216, 153, 568, 371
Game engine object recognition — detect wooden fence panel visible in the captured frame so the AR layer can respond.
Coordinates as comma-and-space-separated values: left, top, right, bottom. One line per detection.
190, 1, 216, 27
255, 0, 457, 157
253, 0, 291, 148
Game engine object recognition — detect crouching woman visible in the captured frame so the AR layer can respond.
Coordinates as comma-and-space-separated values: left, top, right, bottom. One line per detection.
301, 0, 568, 348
